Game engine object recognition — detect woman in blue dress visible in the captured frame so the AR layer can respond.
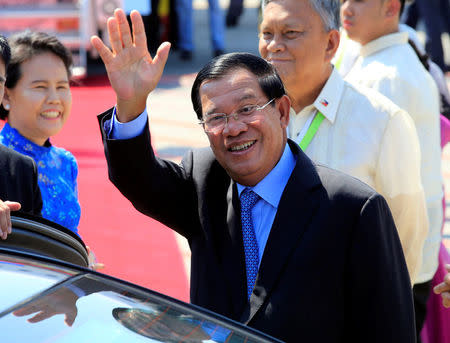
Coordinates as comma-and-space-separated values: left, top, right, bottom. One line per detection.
0, 31, 80, 235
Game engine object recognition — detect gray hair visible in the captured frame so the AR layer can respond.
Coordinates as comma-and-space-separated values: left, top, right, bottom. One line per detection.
262, 0, 341, 31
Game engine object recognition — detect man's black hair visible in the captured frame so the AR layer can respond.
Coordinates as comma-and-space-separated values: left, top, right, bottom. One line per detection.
191, 52, 286, 121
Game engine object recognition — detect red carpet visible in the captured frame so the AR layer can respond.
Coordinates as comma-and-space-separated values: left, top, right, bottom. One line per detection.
50, 76, 189, 301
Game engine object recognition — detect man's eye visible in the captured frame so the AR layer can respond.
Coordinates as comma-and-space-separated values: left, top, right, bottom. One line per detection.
238, 105, 256, 115
207, 114, 225, 123
261, 32, 273, 39
284, 31, 300, 38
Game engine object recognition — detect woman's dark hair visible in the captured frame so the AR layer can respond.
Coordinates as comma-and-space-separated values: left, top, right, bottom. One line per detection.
191, 52, 286, 121
0, 31, 73, 120
0, 35, 11, 68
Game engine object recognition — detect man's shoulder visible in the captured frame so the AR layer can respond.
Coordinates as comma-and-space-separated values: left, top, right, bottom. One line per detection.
365, 43, 434, 90
341, 80, 404, 121
0, 144, 35, 169
287, 142, 380, 203
313, 162, 379, 200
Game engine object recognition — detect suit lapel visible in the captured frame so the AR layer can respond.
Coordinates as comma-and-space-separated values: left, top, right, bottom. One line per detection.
225, 182, 248, 315
241, 140, 323, 324
197, 160, 247, 319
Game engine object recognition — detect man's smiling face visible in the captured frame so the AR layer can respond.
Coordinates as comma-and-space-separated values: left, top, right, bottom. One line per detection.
199, 67, 289, 186
259, 0, 333, 107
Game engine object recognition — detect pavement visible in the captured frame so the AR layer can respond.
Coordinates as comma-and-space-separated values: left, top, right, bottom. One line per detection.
88, 1, 450, 277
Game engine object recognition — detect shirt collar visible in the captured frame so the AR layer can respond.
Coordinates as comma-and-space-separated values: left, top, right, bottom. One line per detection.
0, 122, 52, 154
360, 31, 408, 58
237, 143, 296, 208
301, 67, 345, 124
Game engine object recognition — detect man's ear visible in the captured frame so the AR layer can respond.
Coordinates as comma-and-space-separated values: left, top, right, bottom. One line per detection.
277, 95, 291, 129
385, 0, 401, 18
325, 29, 340, 63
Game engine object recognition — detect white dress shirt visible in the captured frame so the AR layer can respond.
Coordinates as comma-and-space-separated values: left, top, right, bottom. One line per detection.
236, 144, 296, 265
335, 25, 450, 107
288, 68, 428, 283
345, 32, 443, 283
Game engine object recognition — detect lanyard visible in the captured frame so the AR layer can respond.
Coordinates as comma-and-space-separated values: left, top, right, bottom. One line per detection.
296, 110, 325, 151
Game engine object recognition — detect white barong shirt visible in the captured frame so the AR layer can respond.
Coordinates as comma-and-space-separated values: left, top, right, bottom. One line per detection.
345, 32, 443, 284
289, 68, 428, 283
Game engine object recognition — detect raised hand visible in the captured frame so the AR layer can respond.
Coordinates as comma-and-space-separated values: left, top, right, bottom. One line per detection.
90, 9, 171, 122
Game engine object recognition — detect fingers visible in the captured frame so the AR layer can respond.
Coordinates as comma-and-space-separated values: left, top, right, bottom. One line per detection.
434, 282, 449, 294
65, 308, 77, 327
0, 210, 8, 240
115, 8, 133, 49
87, 247, 105, 270
28, 310, 56, 323
433, 271, 450, 308
13, 305, 41, 317
109, 9, 141, 54
443, 293, 450, 308
433, 272, 450, 294
107, 16, 123, 55
0, 200, 19, 240
5, 201, 21, 211
130, 10, 148, 50
90, 36, 114, 66
153, 42, 171, 68
91, 262, 106, 271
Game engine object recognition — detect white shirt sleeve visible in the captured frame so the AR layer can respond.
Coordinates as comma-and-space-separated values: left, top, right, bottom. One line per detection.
374, 109, 429, 283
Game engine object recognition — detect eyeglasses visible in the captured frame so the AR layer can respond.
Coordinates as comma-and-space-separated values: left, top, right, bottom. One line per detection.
199, 98, 275, 133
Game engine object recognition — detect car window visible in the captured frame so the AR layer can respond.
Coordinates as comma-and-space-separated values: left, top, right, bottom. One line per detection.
0, 255, 77, 311
1, 268, 279, 342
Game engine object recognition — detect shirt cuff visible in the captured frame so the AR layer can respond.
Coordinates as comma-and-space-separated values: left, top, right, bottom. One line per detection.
107, 107, 148, 140
65, 283, 86, 298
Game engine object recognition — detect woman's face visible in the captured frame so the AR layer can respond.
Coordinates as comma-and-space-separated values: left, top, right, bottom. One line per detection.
3, 52, 72, 146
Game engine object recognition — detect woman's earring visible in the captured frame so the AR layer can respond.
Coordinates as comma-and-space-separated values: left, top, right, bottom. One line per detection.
3, 104, 10, 110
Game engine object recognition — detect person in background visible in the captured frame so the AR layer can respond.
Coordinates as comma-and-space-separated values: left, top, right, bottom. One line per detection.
176, 0, 225, 60
402, 0, 450, 72
0, 35, 42, 240
340, 0, 443, 340
226, 0, 244, 27
259, 0, 427, 283
0, 31, 80, 235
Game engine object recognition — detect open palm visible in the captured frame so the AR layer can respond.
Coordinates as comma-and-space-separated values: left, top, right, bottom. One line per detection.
91, 9, 170, 120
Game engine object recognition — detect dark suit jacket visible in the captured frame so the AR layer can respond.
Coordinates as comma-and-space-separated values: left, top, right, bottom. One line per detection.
0, 144, 42, 215
99, 109, 415, 342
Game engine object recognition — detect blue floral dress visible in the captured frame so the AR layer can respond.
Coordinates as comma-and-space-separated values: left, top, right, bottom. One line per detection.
0, 123, 81, 235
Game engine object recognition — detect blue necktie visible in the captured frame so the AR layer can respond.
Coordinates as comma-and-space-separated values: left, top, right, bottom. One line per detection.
240, 188, 260, 299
